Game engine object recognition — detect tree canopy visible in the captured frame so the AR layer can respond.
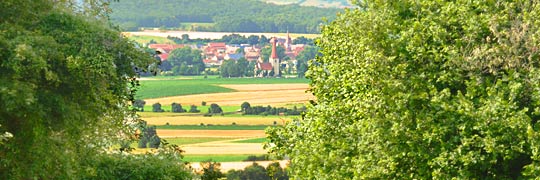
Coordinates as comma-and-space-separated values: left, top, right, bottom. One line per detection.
267, 0, 540, 179
0, 0, 190, 179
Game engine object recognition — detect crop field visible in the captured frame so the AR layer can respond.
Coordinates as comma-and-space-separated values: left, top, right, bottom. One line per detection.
136, 77, 310, 99
156, 130, 266, 138
155, 125, 269, 130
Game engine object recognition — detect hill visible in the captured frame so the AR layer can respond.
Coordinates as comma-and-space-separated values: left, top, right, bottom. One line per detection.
262, 0, 352, 8
109, 0, 341, 33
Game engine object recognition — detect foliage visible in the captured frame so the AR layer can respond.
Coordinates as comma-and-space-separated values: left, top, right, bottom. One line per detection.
0, 0, 162, 179
226, 163, 273, 180
168, 47, 205, 75
220, 58, 251, 78
267, 0, 540, 179
208, 103, 223, 114
200, 160, 224, 180
133, 99, 146, 112
152, 103, 164, 112
244, 105, 305, 116
138, 122, 161, 148
82, 148, 191, 179
241, 102, 251, 112
189, 105, 201, 113
109, 0, 339, 33
266, 162, 289, 180
295, 45, 320, 78
171, 102, 186, 113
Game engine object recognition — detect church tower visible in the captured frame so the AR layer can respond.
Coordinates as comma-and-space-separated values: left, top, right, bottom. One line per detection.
269, 37, 280, 77
285, 30, 292, 52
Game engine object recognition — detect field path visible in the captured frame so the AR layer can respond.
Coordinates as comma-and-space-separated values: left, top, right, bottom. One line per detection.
145, 83, 314, 106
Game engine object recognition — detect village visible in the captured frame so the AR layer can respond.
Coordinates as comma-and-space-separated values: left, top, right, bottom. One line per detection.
145, 32, 314, 78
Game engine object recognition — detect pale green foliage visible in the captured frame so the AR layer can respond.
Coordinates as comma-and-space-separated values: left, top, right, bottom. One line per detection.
267, 0, 540, 179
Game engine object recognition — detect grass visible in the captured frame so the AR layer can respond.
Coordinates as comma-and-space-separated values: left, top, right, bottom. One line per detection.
163, 137, 233, 145
231, 138, 268, 143
183, 154, 253, 162
135, 77, 309, 99
156, 125, 269, 130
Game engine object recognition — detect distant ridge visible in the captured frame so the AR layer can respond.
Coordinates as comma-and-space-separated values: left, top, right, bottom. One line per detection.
109, 0, 342, 33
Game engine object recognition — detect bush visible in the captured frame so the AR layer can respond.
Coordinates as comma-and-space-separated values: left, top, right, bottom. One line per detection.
201, 101, 207, 106
152, 103, 164, 112
83, 153, 192, 179
171, 102, 186, 113
200, 161, 224, 180
133, 99, 146, 112
189, 105, 201, 113
148, 135, 160, 148
208, 103, 223, 114
241, 102, 251, 112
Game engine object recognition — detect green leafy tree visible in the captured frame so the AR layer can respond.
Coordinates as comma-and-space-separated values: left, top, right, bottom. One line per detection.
189, 105, 201, 113
268, 0, 540, 179
133, 99, 146, 112
208, 103, 223, 114
241, 102, 251, 113
0, 0, 188, 179
171, 102, 186, 113
200, 160, 224, 180
168, 47, 205, 75
152, 103, 164, 112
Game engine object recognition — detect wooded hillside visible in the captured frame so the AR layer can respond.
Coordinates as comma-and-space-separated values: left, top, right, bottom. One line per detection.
109, 0, 340, 33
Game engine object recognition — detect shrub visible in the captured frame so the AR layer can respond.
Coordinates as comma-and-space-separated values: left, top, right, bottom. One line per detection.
133, 99, 146, 112
171, 102, 186, 113
241, 102, 251, 112
201, 101, 207, 106
189, 105, 201, 113
152, 103, 164, 112
148, 135, 160, 148
208, 103, 223, 114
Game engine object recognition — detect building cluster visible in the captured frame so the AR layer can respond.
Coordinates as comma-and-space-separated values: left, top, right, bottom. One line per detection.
147, 32, 307, 77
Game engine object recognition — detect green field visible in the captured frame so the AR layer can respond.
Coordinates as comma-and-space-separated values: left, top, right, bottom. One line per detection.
156, 125, 269, 130
231, 138, 268, 143
135, 77, 309, 99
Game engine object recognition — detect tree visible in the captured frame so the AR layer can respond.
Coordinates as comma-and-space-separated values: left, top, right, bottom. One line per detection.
200, 160, 224, 180
152, 103, 164, 112
208, 103, 223, 114
171, 102, 186, 113
267, 1, 540, 179
189, 105, 201, 113
168, 47, 204, 75
241, 102, 251, 113
0, 0, 189, 179
133, 99, 146, 112
296, 45, 320, 78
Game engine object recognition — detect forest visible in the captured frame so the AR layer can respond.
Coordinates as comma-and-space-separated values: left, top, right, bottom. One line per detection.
108, 0, 340, 33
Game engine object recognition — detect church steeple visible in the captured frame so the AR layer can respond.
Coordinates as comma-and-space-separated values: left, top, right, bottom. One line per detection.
285, 29, 292, 52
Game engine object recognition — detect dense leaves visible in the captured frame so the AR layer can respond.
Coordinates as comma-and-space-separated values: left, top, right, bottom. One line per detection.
0, 0, 190, 179
268, 0, 540, 179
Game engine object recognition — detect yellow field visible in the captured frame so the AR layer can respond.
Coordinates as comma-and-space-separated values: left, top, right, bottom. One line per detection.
144, 115, 291, 126
145, 83, 314, 106
157, 130, 266, 138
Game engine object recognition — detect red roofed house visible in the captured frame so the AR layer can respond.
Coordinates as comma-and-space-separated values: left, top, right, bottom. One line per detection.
148, 44, 185, 61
